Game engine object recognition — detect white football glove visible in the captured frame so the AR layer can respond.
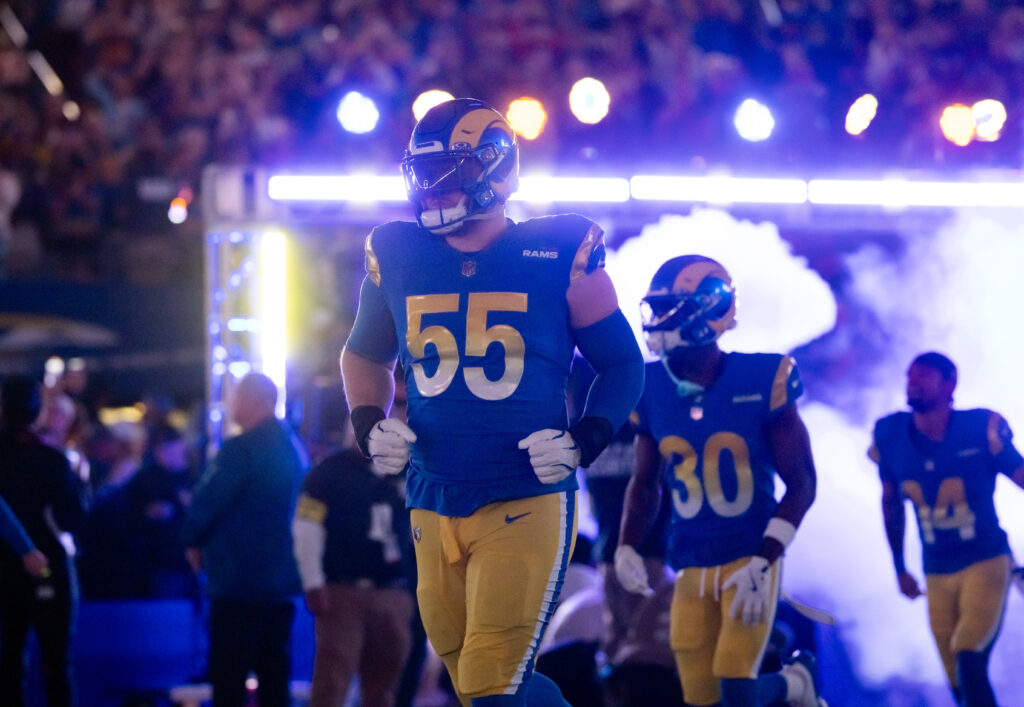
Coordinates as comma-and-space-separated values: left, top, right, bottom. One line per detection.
722, 556, 773, 625
614, 545, 653, 596
367, 418, 417, 476
517, 429, 581, 484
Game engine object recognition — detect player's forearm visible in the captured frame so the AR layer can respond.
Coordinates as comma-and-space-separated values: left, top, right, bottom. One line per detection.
756, 478, 815, 564
341, 348, 395, 411
619, 474, 660, 548
571, 309, 644, 466
882, 493, 908, 574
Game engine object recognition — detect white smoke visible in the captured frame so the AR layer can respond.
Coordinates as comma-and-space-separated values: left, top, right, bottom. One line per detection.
604, 206, 1024, 704
605, 209, 837, 358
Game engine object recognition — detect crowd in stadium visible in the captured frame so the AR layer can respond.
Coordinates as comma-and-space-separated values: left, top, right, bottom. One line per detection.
2, 0, 1024, 281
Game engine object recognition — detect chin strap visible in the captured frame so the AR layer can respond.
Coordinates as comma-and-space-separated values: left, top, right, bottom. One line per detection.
659, 358, 705, 397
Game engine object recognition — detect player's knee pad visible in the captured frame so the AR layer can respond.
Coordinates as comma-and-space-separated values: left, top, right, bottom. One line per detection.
416, 584, 463, 657
471, 552, 544, 629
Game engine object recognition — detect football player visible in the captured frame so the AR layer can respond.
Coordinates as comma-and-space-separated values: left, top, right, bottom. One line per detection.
615, 255, 824, 707
870, 352, 1024, 707
341, 98, 644, 706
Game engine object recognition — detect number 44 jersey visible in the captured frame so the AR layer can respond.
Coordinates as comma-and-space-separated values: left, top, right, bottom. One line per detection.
870, 409, 1023, 574
635, 352, 802, 570
359, 214, 605, 517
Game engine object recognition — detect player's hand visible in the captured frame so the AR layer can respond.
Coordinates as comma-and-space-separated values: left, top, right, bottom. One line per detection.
897, 571, 923, 599
723, 556, 772, 625
614, 545, 653, 596
517, 429, 581, 484
21, 549, 49, 578
368, 418, 417, 476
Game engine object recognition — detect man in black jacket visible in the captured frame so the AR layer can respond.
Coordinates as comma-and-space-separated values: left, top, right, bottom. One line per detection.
0, 375, 85, 707
183, 372, 307, 707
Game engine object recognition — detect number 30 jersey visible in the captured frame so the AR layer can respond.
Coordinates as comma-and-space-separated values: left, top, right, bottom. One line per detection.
869, 409, 1022, 574
634, 352, 802, 569
347, 215, 606, 517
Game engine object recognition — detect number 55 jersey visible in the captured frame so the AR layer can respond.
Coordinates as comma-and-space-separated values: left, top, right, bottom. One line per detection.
869, 409, 1023, 574
346, 214, 606, 517
635, 352, 802, 570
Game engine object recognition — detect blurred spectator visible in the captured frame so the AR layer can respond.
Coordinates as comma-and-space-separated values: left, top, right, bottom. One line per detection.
0, 374, 86, 707
293, 445, 416, 707
126, 423, 198, 598
36, 389, 90, 483
0, 494, 49, 579
2, 0, 1022, 285
182, 372, 307, 707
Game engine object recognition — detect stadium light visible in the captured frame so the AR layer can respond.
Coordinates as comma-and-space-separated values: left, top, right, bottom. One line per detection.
507, 98, 547, 140
413, 90, 455, 121
972, 99, 1006, 142
267, 173, 1024, 209
259, 231, 287, 416
569, 78, 611, 125
630, 176, 806, 204
268, 175, 406, 201
734, 99, 775, 142
940, 104, 974, 147
513, 177, 629, 203
336, 91, 380, 134
845, 94, 878, 136
808, 179, 1024, 208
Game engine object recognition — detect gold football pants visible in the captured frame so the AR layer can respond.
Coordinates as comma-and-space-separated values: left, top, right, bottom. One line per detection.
411, 491, 577, 704
670, 556, 782, 706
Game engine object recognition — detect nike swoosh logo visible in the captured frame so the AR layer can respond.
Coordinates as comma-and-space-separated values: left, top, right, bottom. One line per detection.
505, 512, 531, 524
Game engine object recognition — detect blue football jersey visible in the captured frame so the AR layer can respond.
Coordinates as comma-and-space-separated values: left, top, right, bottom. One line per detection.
357, 214, 605, 516
634, 352, 802, 569
870, 409, 1022, 574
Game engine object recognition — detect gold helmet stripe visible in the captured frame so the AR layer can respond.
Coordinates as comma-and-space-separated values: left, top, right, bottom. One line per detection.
570, 224, 605, 283
365, 233, 381, 286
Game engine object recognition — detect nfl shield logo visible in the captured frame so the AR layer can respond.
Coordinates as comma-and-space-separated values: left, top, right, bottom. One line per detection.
412, 527, 422, 543
461, 260, 476, 278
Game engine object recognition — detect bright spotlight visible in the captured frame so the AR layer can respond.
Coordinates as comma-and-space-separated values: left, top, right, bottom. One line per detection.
167, 197, 188, 224
734, 99, 774, 142
569, 78, 610, 125
845, 94, 878, 136
62, 100, 80, 121
940, 104, 975, 147
972, 99, 1006, 142
506, 98, 547, 140
413, 90, 455, 121
336, 91, 379, 134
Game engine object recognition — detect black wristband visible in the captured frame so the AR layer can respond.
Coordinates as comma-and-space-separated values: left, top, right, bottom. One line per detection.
569, 416, 614, 468
350, 405, 386, 458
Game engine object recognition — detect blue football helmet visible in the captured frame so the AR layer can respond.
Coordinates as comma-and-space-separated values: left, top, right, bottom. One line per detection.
641, 255, 737, 354
401, 98, 519, 234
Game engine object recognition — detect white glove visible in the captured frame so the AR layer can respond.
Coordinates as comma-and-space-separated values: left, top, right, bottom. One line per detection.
614, 545, 653, 596
722, 556, 772, 625
517, 429, 581, 484
367, 418, 417, 476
